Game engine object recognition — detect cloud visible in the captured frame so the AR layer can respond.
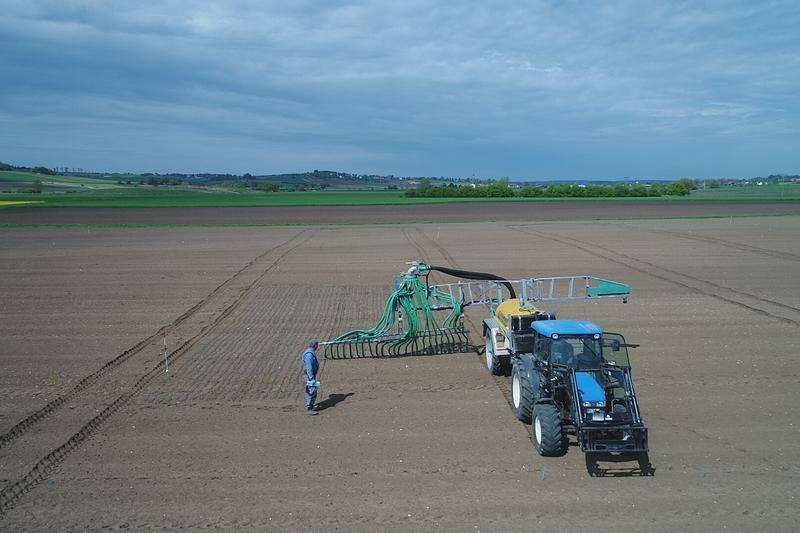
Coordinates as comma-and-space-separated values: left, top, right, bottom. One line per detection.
1, 0, 798, 178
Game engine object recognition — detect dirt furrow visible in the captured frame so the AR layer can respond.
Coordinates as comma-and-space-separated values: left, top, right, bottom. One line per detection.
508, 225, 800, 327
0, 231, 313, 518
412, 225, 785, 470
402, 227, 516, 411
611, 223, 800, 262
0, 230, 309, 450
146, 289, 301, 402
141, 235, 351, 404
2, 219, 798, 531
586, 225, 800, 314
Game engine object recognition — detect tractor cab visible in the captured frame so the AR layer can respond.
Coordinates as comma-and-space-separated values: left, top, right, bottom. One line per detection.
529, 320, 633, 370
531, 320, 604, 368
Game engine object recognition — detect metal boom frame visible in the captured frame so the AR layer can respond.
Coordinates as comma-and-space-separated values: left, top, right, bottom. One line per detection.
429, 275, 630, 315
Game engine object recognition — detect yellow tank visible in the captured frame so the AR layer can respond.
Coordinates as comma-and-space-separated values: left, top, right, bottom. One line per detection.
494, 299, 543, 333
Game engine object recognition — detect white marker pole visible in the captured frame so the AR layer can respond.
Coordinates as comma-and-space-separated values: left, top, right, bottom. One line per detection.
163, 337, 169, 373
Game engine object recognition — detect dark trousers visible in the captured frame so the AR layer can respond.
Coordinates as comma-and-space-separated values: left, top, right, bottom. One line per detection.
305, 385, 318, 410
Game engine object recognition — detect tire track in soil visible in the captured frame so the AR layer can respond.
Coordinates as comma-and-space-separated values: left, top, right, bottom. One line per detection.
504, 226, 787, 465
610, 222, 800, 263
283, 282, 360, 400
508, 225, 800, 328
402, 227, 519, 416
279, 283, 393, 399
146, 228, 364, 405
158, 284, 344, 403
412, 226, 791, 469
0, 231, 313, 518
0, 230, 310, 450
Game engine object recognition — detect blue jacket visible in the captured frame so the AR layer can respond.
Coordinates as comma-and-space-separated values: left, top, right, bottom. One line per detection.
302, 348, 318, 383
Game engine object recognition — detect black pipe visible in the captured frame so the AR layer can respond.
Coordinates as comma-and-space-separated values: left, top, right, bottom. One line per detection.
427, 265, 516, 299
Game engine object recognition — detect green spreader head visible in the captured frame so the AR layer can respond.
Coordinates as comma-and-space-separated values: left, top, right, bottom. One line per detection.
586, 279, 630, 302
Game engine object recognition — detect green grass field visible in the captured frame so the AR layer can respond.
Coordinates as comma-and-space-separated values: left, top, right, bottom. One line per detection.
692, 183, 800, 197
3, 188, 798, 208
1, 171, 798, 208
0, 170, 119, 187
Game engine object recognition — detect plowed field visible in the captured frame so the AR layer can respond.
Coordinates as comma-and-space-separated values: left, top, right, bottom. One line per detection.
1, 213, 798, 531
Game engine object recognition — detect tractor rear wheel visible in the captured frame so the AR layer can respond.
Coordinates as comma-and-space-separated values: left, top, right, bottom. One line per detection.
484, 331, 507, 376
532, 404, 566, 456
511, 364, 534, 423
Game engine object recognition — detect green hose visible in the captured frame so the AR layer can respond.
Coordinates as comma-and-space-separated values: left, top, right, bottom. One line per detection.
330, 272, 461, 348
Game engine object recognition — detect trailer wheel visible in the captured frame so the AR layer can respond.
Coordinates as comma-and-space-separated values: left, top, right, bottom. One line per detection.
511, 364, 533, 423
484, 331, 507, 376
532, 404, 566, 457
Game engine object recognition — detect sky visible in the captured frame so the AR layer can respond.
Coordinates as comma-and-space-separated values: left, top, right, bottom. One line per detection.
1, 1, 798, 180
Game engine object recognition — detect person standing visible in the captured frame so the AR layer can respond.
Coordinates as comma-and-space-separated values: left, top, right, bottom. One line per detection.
302, 339, 320, 415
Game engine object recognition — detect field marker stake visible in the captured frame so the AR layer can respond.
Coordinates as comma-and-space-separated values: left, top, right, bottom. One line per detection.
163, 337, 169, 373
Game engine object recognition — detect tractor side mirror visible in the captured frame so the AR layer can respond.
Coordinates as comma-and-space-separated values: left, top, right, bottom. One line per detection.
611, 340, 621, 352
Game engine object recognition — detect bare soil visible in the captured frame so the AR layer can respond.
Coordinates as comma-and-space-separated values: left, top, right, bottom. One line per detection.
1, 200, 800, 225
1, 213, 798, 531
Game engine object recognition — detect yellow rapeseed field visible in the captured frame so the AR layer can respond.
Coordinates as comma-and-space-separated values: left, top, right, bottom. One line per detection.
0, 200, 43, 207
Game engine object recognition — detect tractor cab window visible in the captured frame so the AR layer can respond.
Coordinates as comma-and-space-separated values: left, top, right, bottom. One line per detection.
533, 335, 550, 362
601, 333, 631, 367
549, 335, 603, 368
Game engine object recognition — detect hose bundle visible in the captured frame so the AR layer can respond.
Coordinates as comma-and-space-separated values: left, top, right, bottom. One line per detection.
323, 262, 508, 358
327, 273, 462, 353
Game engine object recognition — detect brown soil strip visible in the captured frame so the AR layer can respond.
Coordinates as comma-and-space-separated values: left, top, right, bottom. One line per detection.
610, 223, 800, 262
2, 201, 800, 225
509, 225, 800, 327
0, 230, 309, 451
0, 232, 312, 517
400, 227, 516, 411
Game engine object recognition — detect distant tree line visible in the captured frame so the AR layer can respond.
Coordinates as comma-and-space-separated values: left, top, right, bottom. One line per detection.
0, 161, 56, 175
248, 181, 280, 192
2, 160, 796, 195
406, 178, 696, 198
141, 176, 185, 186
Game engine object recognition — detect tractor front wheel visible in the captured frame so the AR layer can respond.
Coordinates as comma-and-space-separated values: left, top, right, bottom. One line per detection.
511, 365, 534, 423
532, 404, 566, 456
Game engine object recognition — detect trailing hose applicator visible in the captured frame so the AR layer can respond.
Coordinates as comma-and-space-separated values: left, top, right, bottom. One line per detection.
321, 262, 470, 358
321, 261, 630, 359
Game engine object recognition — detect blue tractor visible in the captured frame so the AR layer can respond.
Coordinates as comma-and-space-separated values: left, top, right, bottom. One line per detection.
505, 319, 648, 457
